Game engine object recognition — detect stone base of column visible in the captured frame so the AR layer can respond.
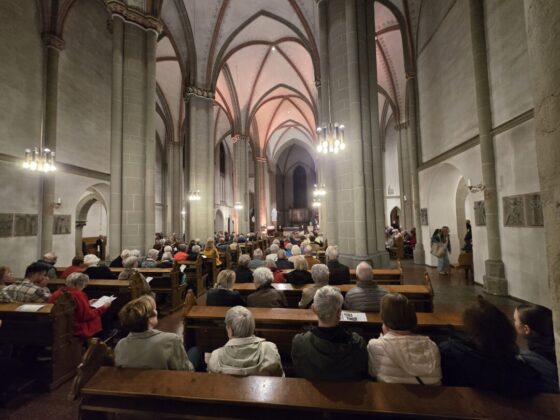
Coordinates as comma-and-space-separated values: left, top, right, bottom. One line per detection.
339, 250, 390, 269
483, 259, 508, 296
413, 244, 425, 265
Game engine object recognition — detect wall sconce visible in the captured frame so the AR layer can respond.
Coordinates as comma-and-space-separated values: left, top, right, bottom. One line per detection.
53, 197, 62, 208
467, 179, 486, 193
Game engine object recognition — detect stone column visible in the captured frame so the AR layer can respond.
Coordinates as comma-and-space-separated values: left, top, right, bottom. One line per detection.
233, 135, 249, 234
169, 141, 183, 235
397, 124, 413, 229
143, 29, 157, 250
469, 0, 507, 295
254, 156, 268, 232
406, 77, 425, 264
39, 35, 63, 256
185, 91, 215, 240
109, 16, 124, 260
523, 0, 560, 378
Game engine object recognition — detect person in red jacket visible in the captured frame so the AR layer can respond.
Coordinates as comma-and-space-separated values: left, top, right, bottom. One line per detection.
61, 256, 84, 279
48, 272, 111, 339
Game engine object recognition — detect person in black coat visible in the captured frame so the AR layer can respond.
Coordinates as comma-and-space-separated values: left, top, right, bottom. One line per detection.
83, 254, 117, 280
206, 270, 245, 307
285, 256, 313, 285
275, 249, 294, 270
438, 296, 546, 397
325, 245, 351, 285
234, 255, 254, 284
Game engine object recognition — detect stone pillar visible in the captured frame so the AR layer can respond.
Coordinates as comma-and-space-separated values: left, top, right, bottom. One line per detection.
469, 0, 507, 295
233, 135, 249, 234
397, 124, 413, 230
39, 35, 63, 256
143, 30, 157, 250
169, 141, 183, 235
109, 16, 124, 260
185, 91, 215, 241
406, 77, 425, 264
254, 156, 268, 232
523, 0, 560, 379
107, 5, 161, 254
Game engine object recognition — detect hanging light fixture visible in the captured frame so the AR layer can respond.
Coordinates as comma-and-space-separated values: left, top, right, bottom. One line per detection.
312, 198, 322, 208
188, 190, 201, 201
23, 147, 56, 172
313, 184, 327, 197
316, 123, 346, 155
234, 202, 243, 210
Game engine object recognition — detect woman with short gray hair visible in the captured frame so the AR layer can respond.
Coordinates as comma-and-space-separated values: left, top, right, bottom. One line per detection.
285, 255, 313, 285
249, 248, 265, 269
83, 254, 117, 279
206, 269, 245, 307
142, 249, 159, 268
118, 256, 153, 297
288, 245, 301, 264
47, 272, 112, 338
207, 306, 284, 377
247, 267, 287, 308
234, 254, 253, 283
298, 264, 330, 308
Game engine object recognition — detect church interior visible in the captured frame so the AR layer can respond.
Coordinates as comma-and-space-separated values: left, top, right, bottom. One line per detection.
0, 0, 559, 418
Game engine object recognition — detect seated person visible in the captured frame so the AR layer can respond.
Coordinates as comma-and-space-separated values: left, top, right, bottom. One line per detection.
115, 295, 194, 370
264, 259, 284, 283
234, 254, 254, 283
275, 249, 294, 269
299, 264, 329, 308
0, 265, 14, 288
247, 267, 287, 308
62, 256, 84, 279
248, 248, 265, 269
188, 244, 201, 261
48, 272, 111, 339
287, 245, 301, 264
173, 243, 188, 261
265, 244, 279, 262
158, 251, 174, 268
291, 286, 368, 381
304, 246, 321, 269
141, 249, 159, 268
0, 262, 51, 303
514, 304, 558, 392
110, 249, 130, 268
344, 262, 386, 311
206, 270, 245, 307
325, 245, 350, 285
37, 252, 57, 279
284, 243, 293, 257
83, 254, 117, 279
118, 256, 152, 297
439, 296, 546, 397
284, 256, 313, 285
203, 238, 222, 266
207, 306, 284, 377
368, 293, 441, 384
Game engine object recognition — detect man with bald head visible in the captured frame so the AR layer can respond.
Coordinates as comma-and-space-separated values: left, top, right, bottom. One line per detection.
37, 252, 58, 279
343, 262, 387, 312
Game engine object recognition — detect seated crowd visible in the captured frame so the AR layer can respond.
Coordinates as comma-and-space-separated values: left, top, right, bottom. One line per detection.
0, 230, 557, 400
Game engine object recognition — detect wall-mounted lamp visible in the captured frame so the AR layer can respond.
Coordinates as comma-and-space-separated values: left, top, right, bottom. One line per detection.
54, 197, 62, 208
181, 209, 186, 216
467, 178, 486, 193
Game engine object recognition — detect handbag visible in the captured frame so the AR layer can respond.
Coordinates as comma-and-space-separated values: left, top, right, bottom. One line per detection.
431, 242, 446, 258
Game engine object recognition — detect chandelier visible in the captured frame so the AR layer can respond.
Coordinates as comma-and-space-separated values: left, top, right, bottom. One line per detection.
23, 147, 56, 172
312, 198, 322, 208
234, 202, 243, 210
316, 123, 346, 154
313, 184, 326, 197
188, 190, 201, 201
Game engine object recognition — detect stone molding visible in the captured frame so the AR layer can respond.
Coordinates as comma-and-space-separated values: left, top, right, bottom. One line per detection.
395, 122, 409, 130
255, 156, 267, 163
106, 0, 162, 33
41, 33, 65, 51
232, 134, 250, 143
184, 86, 216, 101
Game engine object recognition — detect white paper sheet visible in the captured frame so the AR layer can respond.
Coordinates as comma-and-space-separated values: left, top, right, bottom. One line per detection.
16, 304, 45, 312
90, 295, 116, 308
146, 276, 154, 284
180, 264, 186, 273
340, 311, 367, 322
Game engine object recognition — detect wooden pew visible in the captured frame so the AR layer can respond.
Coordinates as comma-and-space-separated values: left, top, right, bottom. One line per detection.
80, 367, 560, 419
177, 259, 208, 298
184, 306, 459, 358
231, 283, 433, 312
0, 292, 83, 390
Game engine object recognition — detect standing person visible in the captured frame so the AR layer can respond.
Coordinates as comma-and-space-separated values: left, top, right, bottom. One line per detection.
203, 238, 222, 266
463, 221, 473, 253
431, 227, 451, 275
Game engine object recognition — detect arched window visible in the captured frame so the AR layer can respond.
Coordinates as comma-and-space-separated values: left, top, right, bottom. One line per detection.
293, 166, 307, 208
219, 143, 226, 176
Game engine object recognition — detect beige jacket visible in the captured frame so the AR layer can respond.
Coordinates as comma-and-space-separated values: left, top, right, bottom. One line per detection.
208, 336, 284, 377
298, 284, 322, 308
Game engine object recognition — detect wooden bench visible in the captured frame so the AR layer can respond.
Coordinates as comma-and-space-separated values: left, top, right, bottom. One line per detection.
0, 292, 83, 390
232, 282, 433, 312
183, 306, 459, 358
176, 259, 209, 298
79, 367, 559, 419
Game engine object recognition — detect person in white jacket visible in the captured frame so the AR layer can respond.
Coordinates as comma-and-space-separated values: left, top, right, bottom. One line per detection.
367, 293, 442, 385
207, 306, 284, 377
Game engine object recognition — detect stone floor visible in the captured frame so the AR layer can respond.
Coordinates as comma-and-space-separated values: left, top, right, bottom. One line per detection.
0, 261, 526, 419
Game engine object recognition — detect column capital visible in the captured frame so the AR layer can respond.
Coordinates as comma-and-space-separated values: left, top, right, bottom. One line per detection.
106, 0, 163, 33
41, 33, 65, 51
314, 79, 322, 88
232, 134, 250, 144
255, 156, 267, 164
405, 71, 416, 80
395, 122, 409, 131
184, 85, 216, 101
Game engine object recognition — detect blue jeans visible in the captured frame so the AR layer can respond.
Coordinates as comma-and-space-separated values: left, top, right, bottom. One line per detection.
438, 252, 450, 272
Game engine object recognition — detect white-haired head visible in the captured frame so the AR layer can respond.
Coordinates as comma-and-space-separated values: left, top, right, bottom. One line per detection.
66, 272, 89, 290
313, 286, 343, 324
325, 245, 339, 262
238, 254, 251, 267
130, 249, 141, 258
161, 251, 173, 262
163, 245, 173, 253
225, 306, 255, 338
270, 244, 279, 253
253, 267, 273, 288
83, 254, 100, 267
43, 252, 57, 263
123, 256, 139, 269
277, 249, 286, 259
146, 249, 159, 260
311, 264, 329, 286
252, 248, 264, 260
356, 261, 373, 282
304, 246, 313, 256
216, 269, 236, 290
293, 255, 308, 271
192, 244, 201, 254
291, 245, 301, 256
